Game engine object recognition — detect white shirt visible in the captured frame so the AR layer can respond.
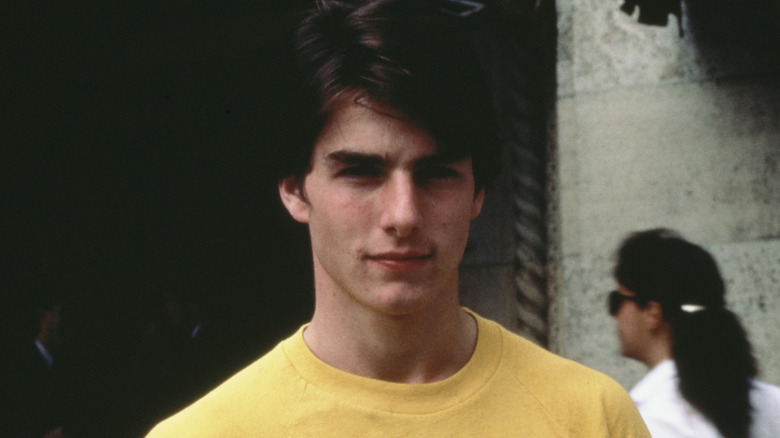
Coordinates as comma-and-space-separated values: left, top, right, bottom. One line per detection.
630, 359, 780, 438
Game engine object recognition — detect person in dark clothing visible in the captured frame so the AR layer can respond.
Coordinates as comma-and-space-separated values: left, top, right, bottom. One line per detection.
1, 293, 72, 438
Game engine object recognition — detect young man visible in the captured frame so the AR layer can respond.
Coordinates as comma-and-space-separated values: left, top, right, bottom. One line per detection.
147, 1, 650, 436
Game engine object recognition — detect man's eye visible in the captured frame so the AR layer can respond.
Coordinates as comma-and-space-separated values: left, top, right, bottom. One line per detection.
416, 166, 459, 182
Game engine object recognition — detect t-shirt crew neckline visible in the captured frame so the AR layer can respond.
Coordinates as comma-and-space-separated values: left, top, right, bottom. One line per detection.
281, 308, 504, 415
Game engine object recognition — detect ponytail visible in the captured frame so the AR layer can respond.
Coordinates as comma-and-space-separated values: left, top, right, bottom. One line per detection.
671, 307, 757, 438
614, 228, 759, 438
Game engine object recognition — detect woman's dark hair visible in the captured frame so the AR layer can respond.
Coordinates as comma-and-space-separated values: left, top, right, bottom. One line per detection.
614, 228, 758, 438
272, 0, 500, 192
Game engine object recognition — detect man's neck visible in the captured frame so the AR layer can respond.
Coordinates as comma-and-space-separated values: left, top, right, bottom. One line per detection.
303, 302, 477, 384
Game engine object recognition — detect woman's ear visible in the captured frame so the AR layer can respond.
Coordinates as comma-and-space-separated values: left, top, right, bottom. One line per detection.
644, 301, 666, 330
278, 176, 310, 224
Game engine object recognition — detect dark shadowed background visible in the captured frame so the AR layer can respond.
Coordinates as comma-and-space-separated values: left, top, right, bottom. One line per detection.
2, 1, 315, 436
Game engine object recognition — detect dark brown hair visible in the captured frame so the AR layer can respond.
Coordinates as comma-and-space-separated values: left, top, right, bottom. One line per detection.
272, 0, 499, 192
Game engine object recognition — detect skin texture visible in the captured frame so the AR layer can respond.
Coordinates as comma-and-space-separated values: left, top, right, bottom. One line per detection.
279, 98, 484, 383
612, 285, 672, 368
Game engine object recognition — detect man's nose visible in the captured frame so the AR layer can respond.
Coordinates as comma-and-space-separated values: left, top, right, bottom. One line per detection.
379, 173, 423, 238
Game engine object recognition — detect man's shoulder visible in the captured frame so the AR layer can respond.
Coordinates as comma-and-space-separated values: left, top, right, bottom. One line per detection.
497, 324, 621, 391
145, 334, 305, 438
470, 313, 637, 412
472, 311, 620, 387
475, 316, 650, 436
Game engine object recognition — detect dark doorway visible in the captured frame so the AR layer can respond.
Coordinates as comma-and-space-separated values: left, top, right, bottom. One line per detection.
3, 2, 313, 436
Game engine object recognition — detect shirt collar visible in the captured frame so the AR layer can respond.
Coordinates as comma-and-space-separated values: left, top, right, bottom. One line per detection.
35, 339, 54, 367
630, 359, 677, 404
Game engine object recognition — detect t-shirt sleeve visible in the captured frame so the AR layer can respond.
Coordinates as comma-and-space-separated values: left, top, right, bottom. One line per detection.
602, 380, 653, 437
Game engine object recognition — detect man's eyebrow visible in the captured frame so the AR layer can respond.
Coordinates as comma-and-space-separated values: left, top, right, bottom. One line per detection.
323, 150, 467, 167
324, 150, 386, 166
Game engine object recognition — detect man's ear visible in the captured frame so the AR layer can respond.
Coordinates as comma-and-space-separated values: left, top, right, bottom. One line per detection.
278, 176, 310, 224
471, 188, 485, 220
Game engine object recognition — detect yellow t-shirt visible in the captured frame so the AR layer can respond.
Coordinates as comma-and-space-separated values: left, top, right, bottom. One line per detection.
147, 310, 650, 437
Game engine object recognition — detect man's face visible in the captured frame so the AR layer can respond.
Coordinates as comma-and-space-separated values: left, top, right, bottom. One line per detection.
280, 99, 484, 317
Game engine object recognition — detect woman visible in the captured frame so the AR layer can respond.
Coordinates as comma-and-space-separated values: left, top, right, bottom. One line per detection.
610, 228, 780, 438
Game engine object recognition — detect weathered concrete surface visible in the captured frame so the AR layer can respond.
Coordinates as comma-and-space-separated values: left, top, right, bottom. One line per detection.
551, 0, 780, 388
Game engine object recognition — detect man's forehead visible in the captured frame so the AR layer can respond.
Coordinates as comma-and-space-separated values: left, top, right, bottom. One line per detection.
312, 97, 471, 166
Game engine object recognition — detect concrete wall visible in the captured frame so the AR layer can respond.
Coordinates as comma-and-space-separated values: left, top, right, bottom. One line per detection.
551, 0, 780, 388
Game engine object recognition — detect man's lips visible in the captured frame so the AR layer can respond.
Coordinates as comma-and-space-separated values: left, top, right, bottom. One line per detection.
366, 251, 432, 271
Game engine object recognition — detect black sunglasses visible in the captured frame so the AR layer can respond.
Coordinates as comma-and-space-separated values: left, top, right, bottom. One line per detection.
607, 290, 643, 315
